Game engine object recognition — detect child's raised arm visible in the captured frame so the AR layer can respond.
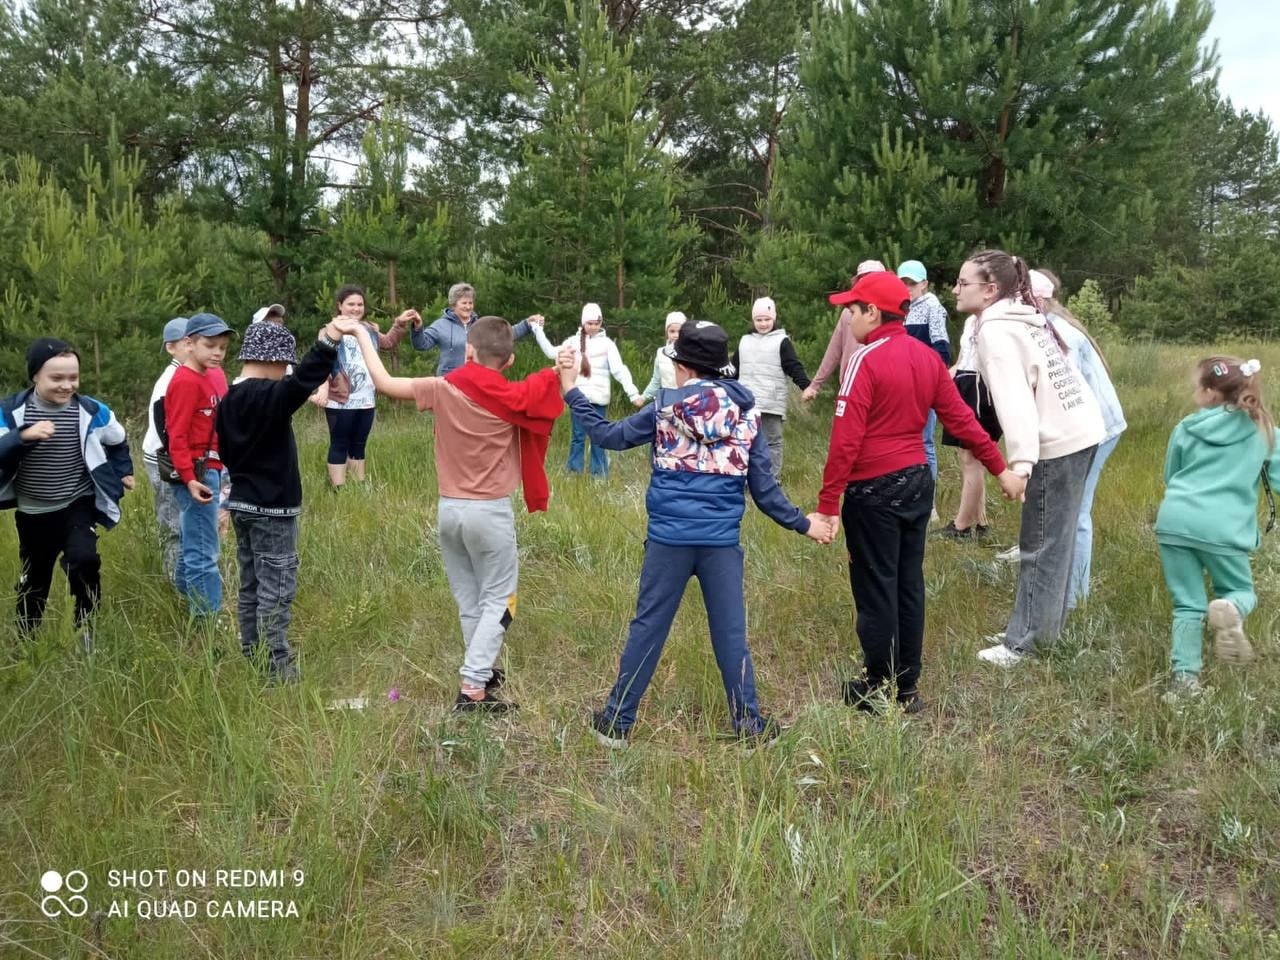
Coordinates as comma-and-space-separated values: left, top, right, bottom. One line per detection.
337, 319, 417, 401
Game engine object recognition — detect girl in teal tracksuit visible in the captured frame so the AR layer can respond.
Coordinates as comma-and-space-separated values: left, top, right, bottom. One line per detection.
1156, 356, 1280, 697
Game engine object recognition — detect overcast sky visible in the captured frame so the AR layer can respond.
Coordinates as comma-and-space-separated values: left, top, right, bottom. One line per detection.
1209, 0, 1278, 122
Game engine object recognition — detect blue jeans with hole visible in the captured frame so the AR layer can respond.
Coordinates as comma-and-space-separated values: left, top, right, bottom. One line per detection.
1067, 434, 1120, 609
174, 467, 222, 617
233, 511, 299, 667
568, 403, 609, 476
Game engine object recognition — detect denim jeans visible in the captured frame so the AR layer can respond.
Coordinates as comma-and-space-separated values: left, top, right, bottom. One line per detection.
922, 410, 938, 480
600, 541, 766, 736
144, 460, 182, 586
1004, 445, 1097, 653
174, 467, 223, 617
759, 412, 784, 479
232, 511, 299, 667
1067, 434, 1120, 609
568, 403, 609, 476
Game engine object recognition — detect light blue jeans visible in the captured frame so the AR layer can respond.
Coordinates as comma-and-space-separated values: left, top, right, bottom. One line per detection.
1068, 435, 1120, 609
922, 410, 938, 480
568, 403, 609, 476
174, 467, 223, 618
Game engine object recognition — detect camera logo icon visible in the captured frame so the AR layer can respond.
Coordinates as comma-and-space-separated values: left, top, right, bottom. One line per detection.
39, 870, 89, 918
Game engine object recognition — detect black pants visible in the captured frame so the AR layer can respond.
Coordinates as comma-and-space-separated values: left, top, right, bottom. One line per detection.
15, 496, 101, 632
841, 465, 933, 694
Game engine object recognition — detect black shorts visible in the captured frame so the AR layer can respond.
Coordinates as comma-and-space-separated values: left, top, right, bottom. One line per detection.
941, 370, 1003, 446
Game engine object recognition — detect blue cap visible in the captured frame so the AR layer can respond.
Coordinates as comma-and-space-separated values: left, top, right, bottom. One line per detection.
184, 312, 235, 339
162, 317, 188, 348
896, 260, 928, 283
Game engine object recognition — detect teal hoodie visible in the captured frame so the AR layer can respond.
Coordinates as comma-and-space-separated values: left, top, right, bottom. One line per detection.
1156, 405, 1280, 554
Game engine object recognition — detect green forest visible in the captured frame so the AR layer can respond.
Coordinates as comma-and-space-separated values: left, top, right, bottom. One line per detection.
1, 0, 1278, 407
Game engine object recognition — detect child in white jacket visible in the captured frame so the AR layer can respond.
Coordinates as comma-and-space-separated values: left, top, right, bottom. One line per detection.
640, 311, 686, 402
532, 303, 642, 476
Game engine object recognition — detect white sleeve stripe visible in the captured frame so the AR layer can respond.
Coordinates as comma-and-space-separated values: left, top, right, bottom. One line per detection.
837, 339, 887, 397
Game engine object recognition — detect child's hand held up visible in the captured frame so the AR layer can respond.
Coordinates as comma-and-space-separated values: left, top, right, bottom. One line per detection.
21, 420, 55, 441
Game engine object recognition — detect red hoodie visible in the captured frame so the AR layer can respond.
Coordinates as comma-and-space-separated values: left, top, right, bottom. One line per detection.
818, 324, 1005, 514
445, 363, 564, 512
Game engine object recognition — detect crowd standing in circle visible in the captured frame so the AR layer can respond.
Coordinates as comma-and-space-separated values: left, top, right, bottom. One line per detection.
0, 258, 1271, 737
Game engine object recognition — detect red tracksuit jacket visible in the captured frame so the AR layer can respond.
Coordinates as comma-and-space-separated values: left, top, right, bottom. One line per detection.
818, 323, 1006, 514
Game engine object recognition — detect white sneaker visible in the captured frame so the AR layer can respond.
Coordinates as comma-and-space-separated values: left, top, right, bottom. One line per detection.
1208, 599, 1254, 664
994, 545, 1020, 563
930, 507, 940, 523
977, 643, 1028, 668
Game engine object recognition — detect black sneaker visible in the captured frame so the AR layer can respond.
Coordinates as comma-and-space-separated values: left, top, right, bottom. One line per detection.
842, 678, 884, 713
486, 667, 505, 693
935, 521, 974, 540
591, 709, 629, 749
896, 690, 925, 715
974, 524, 991, 540
739, 716, 784, 748
454, 690, 516, 714
266, 660, 301, 686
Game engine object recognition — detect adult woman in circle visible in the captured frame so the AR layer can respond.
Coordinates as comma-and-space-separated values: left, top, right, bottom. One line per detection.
954, 250, 1104, 666
410, 282, 537, 375
324, 284, 416, 489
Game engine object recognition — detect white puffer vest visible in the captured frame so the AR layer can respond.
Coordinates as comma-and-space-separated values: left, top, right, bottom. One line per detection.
737, 330, 790, 416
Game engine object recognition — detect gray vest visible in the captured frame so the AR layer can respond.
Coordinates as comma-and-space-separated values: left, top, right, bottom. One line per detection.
738, 330, 790, 415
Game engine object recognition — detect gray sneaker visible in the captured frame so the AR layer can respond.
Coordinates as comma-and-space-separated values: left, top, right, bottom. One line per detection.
1162, 672, 1203, 704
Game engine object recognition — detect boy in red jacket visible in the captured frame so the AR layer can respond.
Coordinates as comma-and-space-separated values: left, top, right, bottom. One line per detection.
164, 313, 233, 620
338, 314, 564, 712
815, 272, 1025, 712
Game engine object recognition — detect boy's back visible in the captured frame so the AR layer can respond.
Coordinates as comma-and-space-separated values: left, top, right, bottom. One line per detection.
413, 378, 520, 499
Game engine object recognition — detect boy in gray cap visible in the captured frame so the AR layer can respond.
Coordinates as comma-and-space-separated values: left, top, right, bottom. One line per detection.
143, 317, 189, 585
215, 318, 344, 683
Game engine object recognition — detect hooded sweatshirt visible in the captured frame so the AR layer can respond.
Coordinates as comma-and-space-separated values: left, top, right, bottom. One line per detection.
562, 378, 810, 546
1157, 405, 1280, 555
532, 325, 641, 406
975, 298, 1104, 470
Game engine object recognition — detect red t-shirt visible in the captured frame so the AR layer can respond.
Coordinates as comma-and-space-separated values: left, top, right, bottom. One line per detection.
818, 324, 1005, 514
164, 364, 229, 483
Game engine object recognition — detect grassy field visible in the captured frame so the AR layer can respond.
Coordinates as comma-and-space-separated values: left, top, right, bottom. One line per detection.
2, 340, 1279, 958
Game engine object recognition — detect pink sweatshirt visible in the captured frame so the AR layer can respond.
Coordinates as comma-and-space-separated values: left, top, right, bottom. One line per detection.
809, 310, 859, 393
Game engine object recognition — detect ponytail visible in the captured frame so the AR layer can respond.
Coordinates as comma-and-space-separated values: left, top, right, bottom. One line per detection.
1199, 356, 1275, 449
578, 327, 592, 378
971, 248, 1070, 354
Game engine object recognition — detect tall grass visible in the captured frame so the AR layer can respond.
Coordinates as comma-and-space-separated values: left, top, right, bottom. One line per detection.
1, 341, 1278, 958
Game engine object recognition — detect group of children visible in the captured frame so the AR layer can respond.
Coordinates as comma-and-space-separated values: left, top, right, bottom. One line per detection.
0, 259, 1271, 738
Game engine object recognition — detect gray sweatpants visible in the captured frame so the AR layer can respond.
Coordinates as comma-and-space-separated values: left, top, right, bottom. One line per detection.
759, 412, 785, 479
144, 459, 182, 585
1004, 444, 1097, 653
438, 496, 519, 688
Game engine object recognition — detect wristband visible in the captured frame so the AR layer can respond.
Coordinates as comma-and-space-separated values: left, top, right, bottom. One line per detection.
318, 330, 341, 349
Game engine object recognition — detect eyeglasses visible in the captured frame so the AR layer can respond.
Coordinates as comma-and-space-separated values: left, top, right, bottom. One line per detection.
953, 279, 992, 289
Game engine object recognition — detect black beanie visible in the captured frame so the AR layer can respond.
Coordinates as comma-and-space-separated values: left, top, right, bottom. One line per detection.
27, 338, 76, 380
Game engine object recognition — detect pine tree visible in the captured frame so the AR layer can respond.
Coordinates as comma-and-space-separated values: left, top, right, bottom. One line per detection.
487, 0, 696, 335
761, 0, 1214, 301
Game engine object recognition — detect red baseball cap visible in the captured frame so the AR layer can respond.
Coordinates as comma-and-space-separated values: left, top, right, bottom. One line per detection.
828, 271, 911, 315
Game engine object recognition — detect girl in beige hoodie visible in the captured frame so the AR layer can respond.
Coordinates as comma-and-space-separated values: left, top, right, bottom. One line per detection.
955, 249, 1105, 667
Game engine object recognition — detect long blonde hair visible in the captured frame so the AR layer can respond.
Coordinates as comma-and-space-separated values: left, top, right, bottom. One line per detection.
1036, 268, 1110, 375
1199, 355, 1275, 449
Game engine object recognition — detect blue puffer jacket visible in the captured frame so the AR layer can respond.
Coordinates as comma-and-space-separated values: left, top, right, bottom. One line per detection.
564, 378, 810, 546
0, 390, 134, 528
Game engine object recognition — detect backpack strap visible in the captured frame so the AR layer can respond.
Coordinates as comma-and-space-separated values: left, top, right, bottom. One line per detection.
1262, 469, 1276, 534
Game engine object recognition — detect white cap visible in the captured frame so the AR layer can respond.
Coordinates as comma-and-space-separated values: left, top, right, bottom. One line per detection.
1029, 270, 1055, 300
581, 302, 603, 324
251, 303, 286, 324
855, 259, 887, 277
751, 297, 776, 321
664, 311, 687, 329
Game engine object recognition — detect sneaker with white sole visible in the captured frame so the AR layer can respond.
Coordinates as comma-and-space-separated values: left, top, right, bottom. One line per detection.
994, 545, 1020, 563
1208, 599, 1254, 664
1162, 671, 1203, 704
591, 710, 629, 749
977, 642, 1028, 668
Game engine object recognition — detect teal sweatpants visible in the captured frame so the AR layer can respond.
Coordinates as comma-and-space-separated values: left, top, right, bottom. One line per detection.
1158, 543, 1256, 675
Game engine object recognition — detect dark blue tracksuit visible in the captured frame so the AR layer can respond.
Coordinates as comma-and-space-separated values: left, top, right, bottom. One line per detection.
564, 378, 810, 735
